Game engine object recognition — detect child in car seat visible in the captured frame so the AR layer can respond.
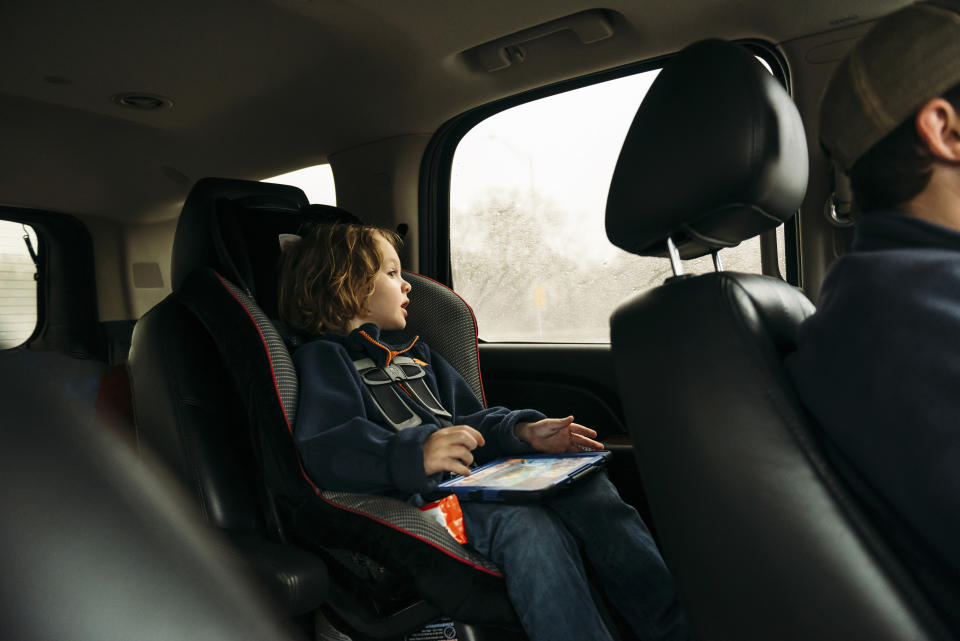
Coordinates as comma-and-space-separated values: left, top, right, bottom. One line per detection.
278, 223, 688, 641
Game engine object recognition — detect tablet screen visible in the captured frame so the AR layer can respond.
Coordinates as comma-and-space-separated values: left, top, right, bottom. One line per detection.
442, 456, 599, 491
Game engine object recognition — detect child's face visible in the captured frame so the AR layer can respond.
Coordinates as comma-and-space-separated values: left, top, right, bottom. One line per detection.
354, 233, 411, 331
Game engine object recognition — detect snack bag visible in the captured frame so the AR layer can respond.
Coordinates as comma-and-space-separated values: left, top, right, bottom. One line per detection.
418, 493, 467, 544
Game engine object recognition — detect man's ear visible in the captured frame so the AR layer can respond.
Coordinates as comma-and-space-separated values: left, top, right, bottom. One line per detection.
915, 97, 960, 163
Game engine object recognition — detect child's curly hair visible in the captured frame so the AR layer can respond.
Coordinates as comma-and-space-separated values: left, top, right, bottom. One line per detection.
278, 224, 400, 335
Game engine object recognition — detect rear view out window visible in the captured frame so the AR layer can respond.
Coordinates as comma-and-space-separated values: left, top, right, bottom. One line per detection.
0, 220, 38, 349
450, 67, 787, 343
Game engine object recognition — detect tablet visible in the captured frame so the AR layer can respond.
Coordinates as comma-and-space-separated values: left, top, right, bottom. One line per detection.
436, 451, 610, 502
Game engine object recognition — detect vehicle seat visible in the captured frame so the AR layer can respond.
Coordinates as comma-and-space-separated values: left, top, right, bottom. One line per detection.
0, 360, 298, 641
604, 39, 952, 640
128, 179, 330, 621
129, 178, 519, 639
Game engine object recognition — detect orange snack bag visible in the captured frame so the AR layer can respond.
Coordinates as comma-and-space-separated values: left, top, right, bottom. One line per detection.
419, 493, 467, 544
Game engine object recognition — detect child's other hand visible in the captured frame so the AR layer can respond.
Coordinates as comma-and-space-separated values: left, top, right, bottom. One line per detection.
515, 416, 604, 454
423, 425, 486, 477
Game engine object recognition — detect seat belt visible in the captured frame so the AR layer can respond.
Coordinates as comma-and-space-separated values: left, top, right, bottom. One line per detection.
353, 356, 453, 430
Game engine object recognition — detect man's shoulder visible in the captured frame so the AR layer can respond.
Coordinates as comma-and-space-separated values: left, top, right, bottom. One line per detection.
801, 246, 960, 353
823, 246, 960, 303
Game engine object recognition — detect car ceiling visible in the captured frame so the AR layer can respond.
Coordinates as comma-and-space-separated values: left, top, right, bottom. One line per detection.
0, 0, 908, 223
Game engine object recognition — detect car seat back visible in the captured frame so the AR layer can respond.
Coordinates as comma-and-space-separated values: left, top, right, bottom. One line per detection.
129, 179, 330, 617
604, 39, 951, 640
130, 177, 517, 637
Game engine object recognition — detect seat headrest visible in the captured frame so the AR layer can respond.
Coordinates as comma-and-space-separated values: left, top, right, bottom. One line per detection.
171, 177, 361, 318
172, 177, 308, 291
605, 40, 808, 259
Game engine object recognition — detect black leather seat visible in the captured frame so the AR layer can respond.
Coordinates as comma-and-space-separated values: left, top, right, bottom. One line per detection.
604, 40, 951, 640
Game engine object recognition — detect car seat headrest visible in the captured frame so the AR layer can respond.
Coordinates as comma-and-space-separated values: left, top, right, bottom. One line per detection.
605, 39, 808, 259
172, 177, 308, 291
297, 203, 363, 230
171, 177, 362, 318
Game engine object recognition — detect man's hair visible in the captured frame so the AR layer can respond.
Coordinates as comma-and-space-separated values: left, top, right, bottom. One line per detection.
278, 224, 400, 335
849, 82, 960, 212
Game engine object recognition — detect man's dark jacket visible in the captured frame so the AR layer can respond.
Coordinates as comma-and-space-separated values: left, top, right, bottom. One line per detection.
787, 210, 960, 629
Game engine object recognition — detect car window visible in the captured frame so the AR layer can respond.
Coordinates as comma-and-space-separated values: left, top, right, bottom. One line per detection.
450, 68, 788, 343
263, 164, 337, 205
0, 220, 39, 349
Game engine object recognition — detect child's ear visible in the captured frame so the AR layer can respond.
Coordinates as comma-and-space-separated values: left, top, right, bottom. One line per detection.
915, 98, 960, 163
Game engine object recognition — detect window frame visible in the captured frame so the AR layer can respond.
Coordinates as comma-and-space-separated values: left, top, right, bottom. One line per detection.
0, 206, 103, 357
0, 213, 44, 350
419, 40, 798, 290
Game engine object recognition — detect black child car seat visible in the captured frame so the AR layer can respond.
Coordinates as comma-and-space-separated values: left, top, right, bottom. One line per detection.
128, 178, 521, 639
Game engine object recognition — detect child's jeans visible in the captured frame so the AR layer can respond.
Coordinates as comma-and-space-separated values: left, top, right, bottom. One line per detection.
461, 473, 688, 641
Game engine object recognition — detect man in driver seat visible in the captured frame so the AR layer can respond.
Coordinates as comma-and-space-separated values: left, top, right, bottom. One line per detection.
788, 1, 960, 633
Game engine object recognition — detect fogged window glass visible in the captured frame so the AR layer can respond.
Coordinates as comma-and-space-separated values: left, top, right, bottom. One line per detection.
0, 221, 38, 349
450, 69, 785, 343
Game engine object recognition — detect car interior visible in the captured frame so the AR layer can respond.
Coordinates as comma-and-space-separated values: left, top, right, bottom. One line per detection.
1, 0, 953, 639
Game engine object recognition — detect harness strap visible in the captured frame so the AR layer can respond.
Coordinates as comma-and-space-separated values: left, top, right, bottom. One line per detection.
354, 356, 453, 430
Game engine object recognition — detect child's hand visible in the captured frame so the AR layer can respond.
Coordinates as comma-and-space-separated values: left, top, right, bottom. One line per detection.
423, 425, 486, 477
515, 416, 604, 454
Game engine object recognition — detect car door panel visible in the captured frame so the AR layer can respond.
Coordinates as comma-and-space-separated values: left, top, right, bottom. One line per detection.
478, 342, 655, 533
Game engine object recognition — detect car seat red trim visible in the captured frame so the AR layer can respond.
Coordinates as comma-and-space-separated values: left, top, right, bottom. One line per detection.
214, 271, 321, 495
316, 495, 503, 577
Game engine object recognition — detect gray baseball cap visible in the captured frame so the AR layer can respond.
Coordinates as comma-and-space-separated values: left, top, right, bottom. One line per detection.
820, 1, 960, 171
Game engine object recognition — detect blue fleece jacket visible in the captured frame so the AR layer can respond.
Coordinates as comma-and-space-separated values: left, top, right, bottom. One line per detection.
292, 323, 543, 498
787, 210, 960, 627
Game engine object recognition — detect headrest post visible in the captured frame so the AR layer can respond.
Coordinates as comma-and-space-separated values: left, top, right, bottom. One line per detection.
824, 163, 855, 228
666, 236, 684, 277
711, 249, 724, 272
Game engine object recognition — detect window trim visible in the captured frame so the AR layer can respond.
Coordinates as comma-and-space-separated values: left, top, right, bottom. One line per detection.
0, 206, 103, 357
0, 215, 44, 350
419, 39, 796, 287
